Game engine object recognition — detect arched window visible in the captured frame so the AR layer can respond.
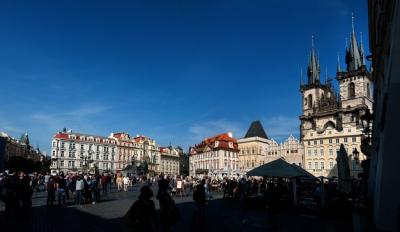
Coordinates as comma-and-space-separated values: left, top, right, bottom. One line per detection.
308, 94, 313, 108
349, 82, 355, 98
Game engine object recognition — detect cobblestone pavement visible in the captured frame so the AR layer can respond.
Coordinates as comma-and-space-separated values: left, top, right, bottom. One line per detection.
0, 185, 353, 232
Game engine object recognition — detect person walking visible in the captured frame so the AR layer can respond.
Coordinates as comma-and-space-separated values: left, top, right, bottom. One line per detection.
75, 176, 84, 205
125, 186, 158, 232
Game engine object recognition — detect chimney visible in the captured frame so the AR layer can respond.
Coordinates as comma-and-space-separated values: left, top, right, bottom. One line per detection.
227, 132, 233, 138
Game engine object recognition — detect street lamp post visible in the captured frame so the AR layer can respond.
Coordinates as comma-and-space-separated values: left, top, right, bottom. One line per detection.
360, 109, 373, 178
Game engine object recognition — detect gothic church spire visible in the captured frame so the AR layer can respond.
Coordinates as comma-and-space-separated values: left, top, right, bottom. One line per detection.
307, 35, 320, 85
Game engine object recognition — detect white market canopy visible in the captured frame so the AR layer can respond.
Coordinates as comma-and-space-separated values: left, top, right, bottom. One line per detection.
247, 158, 315, 178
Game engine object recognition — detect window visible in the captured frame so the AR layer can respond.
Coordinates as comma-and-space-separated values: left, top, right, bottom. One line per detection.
352, 137, 356, 143
308, 141, 311, 146
329, 162, 333, 168
61, 142, 65, 148
314, 150, 317, 156
308, 94, 313, 107
60, 161, 64, 167
308, 150, 311, 156
321, 162, 324, 170
308, 162, 312, 169
61, 151, 64, 157
320, 139, 323, 144
329, 149, 333, 156
344, 137, 348, 143
81, 144, 84, 150
349, 82, 355, 98
367, 83, 371, 98
315, 162, 319, 169
320, 149, 324, 156
314, 140, 317, 145
52, 151, 55, 156
329, 139, 332, 144
336, 138, 339, 143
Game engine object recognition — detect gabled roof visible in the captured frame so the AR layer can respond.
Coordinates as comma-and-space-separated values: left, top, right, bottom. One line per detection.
191, 132, 239, 154
244, 120, 269, 139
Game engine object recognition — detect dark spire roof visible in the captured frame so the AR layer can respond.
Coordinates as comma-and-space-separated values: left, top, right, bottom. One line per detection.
244, 120, 269, 139
307, 35, 320, 85
345, 13, 364, 72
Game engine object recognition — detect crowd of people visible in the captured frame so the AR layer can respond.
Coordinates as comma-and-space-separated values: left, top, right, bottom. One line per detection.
1, 170, 366, 231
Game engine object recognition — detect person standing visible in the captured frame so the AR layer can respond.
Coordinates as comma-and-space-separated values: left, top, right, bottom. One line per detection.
117, 175, 123, 192
46, 176, 56, 206
101, 174, 108, 195
56, 174, 67, 206
75, 176, 84, 205
193, 179, 206, 222
125, 186, 158, 232
123, 176, 129, 192
157, 179, 180, 232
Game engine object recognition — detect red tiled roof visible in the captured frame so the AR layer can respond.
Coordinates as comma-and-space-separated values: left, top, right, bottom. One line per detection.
191, 132, 239, 155
54, 133, 68, 139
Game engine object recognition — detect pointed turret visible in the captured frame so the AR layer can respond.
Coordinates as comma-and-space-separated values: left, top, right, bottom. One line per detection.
337, 53, 342, 73
307, 35, 320, 85
345, 13, 364, 72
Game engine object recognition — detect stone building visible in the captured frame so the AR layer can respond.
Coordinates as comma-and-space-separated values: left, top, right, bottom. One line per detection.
109, 133, 161, 174
50, 129, 117, 174
109, 132, 135, 172
189, 132, 240, 177
368, 0, 400, 230
0, 131, 44, 172
131, 135, 161, 174
159, 146, 181, 177
265, 135, 304, 167
237, 120, 272, 171
300, 17, 373, 177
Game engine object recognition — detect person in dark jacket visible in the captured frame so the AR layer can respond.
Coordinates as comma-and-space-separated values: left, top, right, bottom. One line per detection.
157, 178, 179, 232
126, 186, 158, 232
193, 179, 206, 221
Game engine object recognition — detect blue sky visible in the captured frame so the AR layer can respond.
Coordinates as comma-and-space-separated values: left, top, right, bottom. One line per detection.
0, 0, 369, 154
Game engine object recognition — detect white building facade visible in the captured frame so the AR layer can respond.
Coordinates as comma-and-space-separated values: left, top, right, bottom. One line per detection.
50, 130, 117, 174
189, 132, 240, 177
266, 135, 304, 167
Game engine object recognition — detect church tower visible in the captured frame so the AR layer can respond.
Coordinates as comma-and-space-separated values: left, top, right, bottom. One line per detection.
337, 14, 373, 112
299, 15, 373, 178
300, 37, 339, 138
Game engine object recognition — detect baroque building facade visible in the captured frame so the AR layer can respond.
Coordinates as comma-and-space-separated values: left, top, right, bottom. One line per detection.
50, 129, 117, 174
189, 132, 240, 176
159, 146, 181, 177
266, 135, 304, 167
300, 18, 373, 177
237, 120, 272, 171
109, 133, 161, 173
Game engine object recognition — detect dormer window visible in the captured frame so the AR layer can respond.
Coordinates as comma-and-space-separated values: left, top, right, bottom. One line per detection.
229, 142, 233, 148
215, 141, 219, 147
